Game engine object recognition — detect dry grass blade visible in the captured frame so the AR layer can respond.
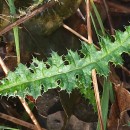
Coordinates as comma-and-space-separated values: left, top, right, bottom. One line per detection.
62, 23, 100, 50
86, 0, 104, 130
0, 57, 8, 75
86, 0, 92, 43
92, 69, 104, 130
19, 97, 42, 130
62, 23, 89, 43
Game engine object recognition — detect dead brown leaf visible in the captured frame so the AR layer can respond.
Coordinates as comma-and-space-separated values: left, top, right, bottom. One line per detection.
108, 85, 130, 130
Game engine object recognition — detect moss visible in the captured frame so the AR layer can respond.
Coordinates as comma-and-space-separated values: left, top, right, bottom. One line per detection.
24, 0, 82, 35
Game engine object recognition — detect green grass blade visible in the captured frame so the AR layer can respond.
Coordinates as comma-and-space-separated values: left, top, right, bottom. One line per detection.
90, 0, 105, 36
0, 126, 19, 130
90, 12, 100, 41
8, 0, 20, 63
109, 84, 115, 103
13, 27, 20, 63
97, 80, 111, 130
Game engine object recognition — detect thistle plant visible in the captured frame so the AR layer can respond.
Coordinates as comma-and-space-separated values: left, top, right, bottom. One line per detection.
0, 26, 130, 108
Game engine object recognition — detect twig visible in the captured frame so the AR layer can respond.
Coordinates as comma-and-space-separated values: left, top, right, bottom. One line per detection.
86, 0, 104, 130
0, 112, 46, 130
0, 56, 43, 130
0, 1, 57, 36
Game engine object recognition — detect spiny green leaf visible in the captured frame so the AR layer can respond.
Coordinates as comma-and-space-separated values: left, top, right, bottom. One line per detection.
0, 26, 130, 107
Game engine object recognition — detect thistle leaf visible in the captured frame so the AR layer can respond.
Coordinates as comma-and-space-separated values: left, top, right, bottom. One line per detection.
0, 26, 130, 107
